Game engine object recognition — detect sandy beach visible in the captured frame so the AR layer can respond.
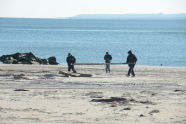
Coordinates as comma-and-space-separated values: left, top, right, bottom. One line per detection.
0, 64, 186, 124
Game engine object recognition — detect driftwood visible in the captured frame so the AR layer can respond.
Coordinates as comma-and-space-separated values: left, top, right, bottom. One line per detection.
59, 71, 92, 77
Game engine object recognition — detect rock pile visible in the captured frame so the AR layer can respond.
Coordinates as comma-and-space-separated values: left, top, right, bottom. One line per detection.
0, 52, 58, 65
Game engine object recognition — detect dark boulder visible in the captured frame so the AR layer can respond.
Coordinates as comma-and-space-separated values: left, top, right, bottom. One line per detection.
0, 55, 16, 64
48, 56, 58, 65
18, 52, 39, 64
40, 59, 48, 65
149, 110, 160, 115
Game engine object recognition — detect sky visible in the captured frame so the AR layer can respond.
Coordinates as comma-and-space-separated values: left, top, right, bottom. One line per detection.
0, 0, 186, 18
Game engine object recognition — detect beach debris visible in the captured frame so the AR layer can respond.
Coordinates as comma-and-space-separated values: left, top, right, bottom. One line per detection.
149, 110, 160, 115
0, 52, 58, 65
140, 90, 157, 96
92, 97, 155, 106
13, 74, 26, 80
76, 112, 85, 115
174, 89, 183, 92
139, 100, 155, 105
151, 93, 156, 96
59, 71, 92, 77
0, 74, 12, 77
110, 104, 117, 107
139, 114, 145, 117
130, 99, 156, 105
91, 97, 127, 103
123, 107, 131, 110
85, 92, 103, 98
14, 89, 29, 91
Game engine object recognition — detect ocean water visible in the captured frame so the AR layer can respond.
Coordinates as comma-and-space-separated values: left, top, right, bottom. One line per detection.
0, 18, 186, 67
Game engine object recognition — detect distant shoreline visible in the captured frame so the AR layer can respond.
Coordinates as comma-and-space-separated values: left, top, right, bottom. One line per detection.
1, 13, 186, 20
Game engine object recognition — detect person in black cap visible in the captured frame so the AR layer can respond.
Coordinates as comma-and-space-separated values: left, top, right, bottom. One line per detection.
126, 50, 137, 77
66, 53, 76, 73
104, 52, 112, 73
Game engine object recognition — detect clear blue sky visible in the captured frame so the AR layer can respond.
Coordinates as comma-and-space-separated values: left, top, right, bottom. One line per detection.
0, 0, 186, 18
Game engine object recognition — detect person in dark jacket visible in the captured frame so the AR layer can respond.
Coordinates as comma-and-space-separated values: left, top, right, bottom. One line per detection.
104, 52, 112, 73
66, 53, 76, 73
126, 50, 137, 77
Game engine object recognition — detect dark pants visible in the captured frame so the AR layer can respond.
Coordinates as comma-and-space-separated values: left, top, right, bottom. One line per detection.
68, 64, 76, 73
105, 63, 110, 73
128, 64, 135, 76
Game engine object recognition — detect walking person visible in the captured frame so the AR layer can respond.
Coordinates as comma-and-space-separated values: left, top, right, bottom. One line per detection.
126, 50, 137, 77
104, 52, 112, 73
66, 53, 76, 73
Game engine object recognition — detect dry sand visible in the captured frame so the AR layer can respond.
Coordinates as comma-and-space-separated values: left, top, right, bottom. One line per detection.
0, 64, 186, 124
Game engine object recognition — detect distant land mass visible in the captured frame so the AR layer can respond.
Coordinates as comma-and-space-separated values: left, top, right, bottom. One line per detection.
70, 14, 186, 19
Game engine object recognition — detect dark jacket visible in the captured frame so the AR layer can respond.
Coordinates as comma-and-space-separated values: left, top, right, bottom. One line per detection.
66, 55, 76, 65
104, 54, 112, 63
127, 53, 137, 64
